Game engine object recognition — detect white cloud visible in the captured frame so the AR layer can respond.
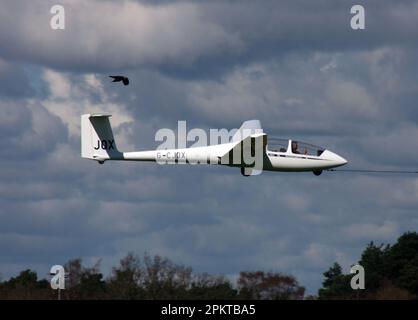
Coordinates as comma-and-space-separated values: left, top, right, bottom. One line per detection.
40, 69, 134, 142
43, 69, 71, 98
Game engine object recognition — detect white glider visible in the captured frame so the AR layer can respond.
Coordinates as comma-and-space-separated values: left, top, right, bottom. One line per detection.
81, 114, 347, 176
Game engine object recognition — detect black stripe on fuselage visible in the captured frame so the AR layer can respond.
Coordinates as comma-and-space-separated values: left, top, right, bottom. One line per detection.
267, 153, 325, 161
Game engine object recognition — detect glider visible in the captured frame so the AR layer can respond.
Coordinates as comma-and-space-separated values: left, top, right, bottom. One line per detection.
81, 114, 347, 176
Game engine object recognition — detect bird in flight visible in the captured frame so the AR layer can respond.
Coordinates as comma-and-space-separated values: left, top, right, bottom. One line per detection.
109, 75, 129, 86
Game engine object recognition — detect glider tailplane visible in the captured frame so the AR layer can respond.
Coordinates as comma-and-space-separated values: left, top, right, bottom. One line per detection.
81, 114, 122, 162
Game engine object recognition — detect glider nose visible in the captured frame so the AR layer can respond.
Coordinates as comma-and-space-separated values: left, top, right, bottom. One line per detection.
327, 151, 348, 167
337, 155, 348, 166
320, 150, 347, 167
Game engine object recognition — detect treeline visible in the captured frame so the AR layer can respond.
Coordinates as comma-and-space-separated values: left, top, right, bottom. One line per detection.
319, 232, 418, 299
2, 231, 417, 300
0, 253, 305, 300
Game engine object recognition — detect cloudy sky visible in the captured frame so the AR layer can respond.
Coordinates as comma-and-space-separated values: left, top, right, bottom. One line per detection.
1, 0, 418, 294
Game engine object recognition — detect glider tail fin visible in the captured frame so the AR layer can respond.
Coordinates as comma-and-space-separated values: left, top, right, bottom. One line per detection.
81, 114, 122, 162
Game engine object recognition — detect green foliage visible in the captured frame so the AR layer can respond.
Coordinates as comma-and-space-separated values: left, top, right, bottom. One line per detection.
0, 269, 55, 299
318, 231, 418, 299
7, 269, 38, 288
385, 232, 418, 295
318, 263, 354, 299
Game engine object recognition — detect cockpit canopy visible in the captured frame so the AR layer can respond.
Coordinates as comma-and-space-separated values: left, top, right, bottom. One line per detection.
267, 138, 289, 153
267, 138, 325, 156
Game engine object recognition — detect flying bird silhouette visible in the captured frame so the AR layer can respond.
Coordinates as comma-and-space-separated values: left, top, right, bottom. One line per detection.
109, 75, 129, 86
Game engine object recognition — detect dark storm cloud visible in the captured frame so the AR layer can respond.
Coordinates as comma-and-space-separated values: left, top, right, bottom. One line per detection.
0, 0, 418, 75
0, 100, 67, 159
0, 0, 418, 295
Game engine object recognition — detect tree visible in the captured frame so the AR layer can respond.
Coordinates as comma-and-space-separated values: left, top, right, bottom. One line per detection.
358, 242, 389, 292
188, 273, 237, 299
7, 269, 38, 287
0, 253, 305, 300
0, 269, 53, 299
386, 232, 418, 295
237, 271, 305, 300
318, 263, 353, 299
77, 272, 107, 299
319, 232, 418, 299
142, 253, 192, 299
63, 258, 104, 299
108, 252, 144, 299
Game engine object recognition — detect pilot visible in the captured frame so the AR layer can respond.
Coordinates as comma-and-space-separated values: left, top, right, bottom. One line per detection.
291, 141, 300, 154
